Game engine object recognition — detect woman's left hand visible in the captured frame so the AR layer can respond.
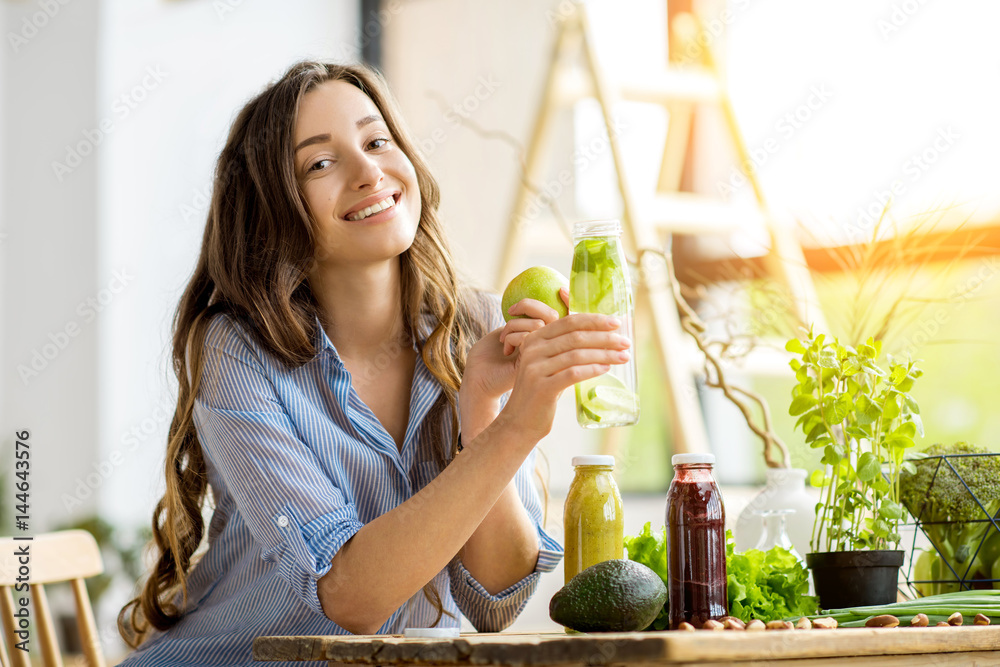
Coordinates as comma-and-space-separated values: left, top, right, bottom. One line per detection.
462, 289, 569, 402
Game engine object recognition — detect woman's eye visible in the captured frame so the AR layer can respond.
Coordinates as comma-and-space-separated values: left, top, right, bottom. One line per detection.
368, 137, 391, 150
309, 159, 332, 172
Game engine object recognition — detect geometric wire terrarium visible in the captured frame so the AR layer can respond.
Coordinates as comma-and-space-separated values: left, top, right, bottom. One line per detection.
901, 450, 1000, 597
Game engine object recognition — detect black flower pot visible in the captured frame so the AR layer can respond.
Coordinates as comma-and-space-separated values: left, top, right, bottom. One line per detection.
806, 550, 904, 610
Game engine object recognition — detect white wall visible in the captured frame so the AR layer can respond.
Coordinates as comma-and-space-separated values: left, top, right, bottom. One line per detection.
2, 0, 101, 532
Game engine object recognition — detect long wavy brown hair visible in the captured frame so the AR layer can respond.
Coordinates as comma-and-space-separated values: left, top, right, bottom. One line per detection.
118, 61, 497, 648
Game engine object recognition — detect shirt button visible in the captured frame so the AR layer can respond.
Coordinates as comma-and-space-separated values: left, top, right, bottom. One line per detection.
277, 515, 289, 528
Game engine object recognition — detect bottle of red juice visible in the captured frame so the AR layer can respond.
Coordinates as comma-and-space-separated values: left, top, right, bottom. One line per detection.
666, 453, 727, 628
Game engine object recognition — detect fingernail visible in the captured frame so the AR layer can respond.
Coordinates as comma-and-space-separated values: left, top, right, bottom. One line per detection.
618, 350, 631, 361
606, 316, 621, 328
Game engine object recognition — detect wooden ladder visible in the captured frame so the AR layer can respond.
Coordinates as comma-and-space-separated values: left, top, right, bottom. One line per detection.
494, 2, 826, 455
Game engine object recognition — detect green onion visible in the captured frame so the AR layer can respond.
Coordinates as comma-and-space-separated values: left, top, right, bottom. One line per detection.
805, 590, 1000, 626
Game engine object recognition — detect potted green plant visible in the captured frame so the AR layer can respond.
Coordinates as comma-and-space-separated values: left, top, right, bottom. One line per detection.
785, 329, 922, 609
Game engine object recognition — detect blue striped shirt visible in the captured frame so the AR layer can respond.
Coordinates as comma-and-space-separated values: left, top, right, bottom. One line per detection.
119, 303, 563, 667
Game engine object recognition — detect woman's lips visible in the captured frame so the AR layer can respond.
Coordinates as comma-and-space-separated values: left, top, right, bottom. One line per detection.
343, 192, 400, 221
344, 193, 400, 224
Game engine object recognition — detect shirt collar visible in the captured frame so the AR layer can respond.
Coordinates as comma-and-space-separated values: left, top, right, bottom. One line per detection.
312, 314, 341, 364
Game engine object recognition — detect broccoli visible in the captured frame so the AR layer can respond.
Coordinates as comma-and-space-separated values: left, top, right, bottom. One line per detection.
900, 442, 1000, 593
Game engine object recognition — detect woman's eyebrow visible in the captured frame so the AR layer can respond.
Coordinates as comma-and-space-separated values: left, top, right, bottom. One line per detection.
295, 134, 330, 153
294, 115, 385, 153
356, 114, 383, 128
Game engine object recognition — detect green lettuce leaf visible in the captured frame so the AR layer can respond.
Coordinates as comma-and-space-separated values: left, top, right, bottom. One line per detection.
725, 529, 818, 622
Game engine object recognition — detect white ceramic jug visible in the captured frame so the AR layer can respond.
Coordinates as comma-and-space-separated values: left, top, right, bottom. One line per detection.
735, 468, 816, 558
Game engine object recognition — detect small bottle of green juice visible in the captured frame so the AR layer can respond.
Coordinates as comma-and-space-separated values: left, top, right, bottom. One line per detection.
563, 455, 625, 585
569, 220, 639, 428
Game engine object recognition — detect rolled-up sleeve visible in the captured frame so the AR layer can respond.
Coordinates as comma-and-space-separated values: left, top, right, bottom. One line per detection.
448, 446, 563, 631
192, 315, 364, 617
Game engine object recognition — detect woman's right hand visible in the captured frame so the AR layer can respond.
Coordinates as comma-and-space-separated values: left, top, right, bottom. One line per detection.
500, 311, 631, 442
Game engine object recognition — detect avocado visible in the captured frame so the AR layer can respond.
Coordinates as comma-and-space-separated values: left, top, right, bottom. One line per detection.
549, 559, 668, 633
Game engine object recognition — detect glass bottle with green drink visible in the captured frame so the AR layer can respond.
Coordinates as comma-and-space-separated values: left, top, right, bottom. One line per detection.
569, 220, 639, 427
563, 455, 624, 584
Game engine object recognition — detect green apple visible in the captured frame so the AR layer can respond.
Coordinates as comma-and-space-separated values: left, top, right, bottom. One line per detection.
501, 266, 569, 323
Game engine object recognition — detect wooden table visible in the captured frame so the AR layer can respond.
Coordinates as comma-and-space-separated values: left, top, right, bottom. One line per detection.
254, 627, 1000, 666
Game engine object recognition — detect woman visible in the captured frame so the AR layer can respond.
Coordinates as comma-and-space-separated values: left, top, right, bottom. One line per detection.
117, 60, 630, 666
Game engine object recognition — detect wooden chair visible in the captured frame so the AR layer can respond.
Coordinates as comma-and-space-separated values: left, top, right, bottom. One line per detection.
1, 600, 8, 667
0, 530, 106, 667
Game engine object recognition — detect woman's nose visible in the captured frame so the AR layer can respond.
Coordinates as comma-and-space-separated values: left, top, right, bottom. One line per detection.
348, 152, 383, 190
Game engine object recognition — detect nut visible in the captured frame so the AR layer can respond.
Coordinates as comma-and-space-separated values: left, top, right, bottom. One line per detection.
910, 613, 929, 627
766, 620, 794, 630
678, 622, 696, 631
702, 620, 725, 631
795, 617, 813, 630
745, 619, 766, 632
812, 617, 839, 629
936, 622, 950, 627
866, 615, 900, 628
720, 616, 746, 630
948, 612, 964, 626
975, 614, 991, 626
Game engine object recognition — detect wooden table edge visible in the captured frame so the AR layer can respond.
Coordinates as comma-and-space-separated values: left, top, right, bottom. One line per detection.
253, 627, 1000, 664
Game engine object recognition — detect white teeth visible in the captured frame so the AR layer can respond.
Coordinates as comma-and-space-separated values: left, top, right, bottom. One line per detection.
349, 195, 396, 221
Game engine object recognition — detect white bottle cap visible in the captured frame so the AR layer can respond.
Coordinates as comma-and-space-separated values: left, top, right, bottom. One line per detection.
572, 455, 616, 467
572, 219, 623, 237
403, 627, 460, 638
672, 453, 716, 466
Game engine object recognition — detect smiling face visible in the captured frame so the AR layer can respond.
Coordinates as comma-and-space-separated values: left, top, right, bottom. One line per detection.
294, 79, 421, 269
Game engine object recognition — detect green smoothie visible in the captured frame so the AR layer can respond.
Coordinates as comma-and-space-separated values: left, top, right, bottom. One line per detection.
563, 461, 624, 584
